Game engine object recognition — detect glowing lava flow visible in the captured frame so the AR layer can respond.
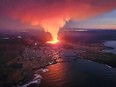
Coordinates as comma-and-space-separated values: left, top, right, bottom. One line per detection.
47, 39, 59, 44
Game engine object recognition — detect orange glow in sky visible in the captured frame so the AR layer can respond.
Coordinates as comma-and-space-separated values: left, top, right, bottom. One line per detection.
1, 0, 116, 36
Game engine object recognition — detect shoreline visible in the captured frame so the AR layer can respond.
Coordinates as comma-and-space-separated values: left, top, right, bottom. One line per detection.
1, 40, 116, 87
0, 44, 61, 87
19, 59, 59, 87
103, 41, 116, 54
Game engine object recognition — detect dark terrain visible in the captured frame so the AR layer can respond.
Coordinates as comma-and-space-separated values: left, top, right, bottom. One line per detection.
0, 29, 116, 87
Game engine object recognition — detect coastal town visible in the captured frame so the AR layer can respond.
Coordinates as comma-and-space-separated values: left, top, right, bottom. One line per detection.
0, 29, 116, 87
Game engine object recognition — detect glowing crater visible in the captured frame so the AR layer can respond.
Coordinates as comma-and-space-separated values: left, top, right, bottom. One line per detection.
47, 39, 59, 44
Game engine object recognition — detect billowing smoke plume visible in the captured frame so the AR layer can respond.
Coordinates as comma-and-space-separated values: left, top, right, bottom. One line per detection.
0, 0, 116, 41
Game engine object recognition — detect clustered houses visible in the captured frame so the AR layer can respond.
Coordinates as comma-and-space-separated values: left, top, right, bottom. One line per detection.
16, 45, 63, 69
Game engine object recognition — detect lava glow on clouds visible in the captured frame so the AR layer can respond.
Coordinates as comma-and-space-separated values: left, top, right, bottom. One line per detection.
0, 0, 116, 41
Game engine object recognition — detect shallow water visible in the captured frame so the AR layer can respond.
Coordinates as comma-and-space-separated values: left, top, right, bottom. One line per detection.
104, 41, 116, 54
39, 50, 116, 87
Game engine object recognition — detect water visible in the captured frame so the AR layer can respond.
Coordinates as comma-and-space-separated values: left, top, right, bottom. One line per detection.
39, 50, 116, 87
104, 41, 116, 54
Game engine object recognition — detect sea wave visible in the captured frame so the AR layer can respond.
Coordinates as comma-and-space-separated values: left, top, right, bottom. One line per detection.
19, 68, 48, 87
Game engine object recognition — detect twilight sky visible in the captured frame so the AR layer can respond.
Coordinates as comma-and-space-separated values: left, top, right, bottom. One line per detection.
65, 10, 116, 29
0, 0, 116, 40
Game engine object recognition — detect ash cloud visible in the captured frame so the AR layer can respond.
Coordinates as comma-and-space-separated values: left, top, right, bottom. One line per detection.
0, 0, 116, 40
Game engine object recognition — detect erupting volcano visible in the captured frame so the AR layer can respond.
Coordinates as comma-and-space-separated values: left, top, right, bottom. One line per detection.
41, 18, 67, 44
1, 0, 116, 44
1, 0, 116, 87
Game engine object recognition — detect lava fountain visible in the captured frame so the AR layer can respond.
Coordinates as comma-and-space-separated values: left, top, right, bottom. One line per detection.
41, 18, 67, 44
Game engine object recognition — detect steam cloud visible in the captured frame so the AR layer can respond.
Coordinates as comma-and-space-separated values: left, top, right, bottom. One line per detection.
0, 0, 116, 40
